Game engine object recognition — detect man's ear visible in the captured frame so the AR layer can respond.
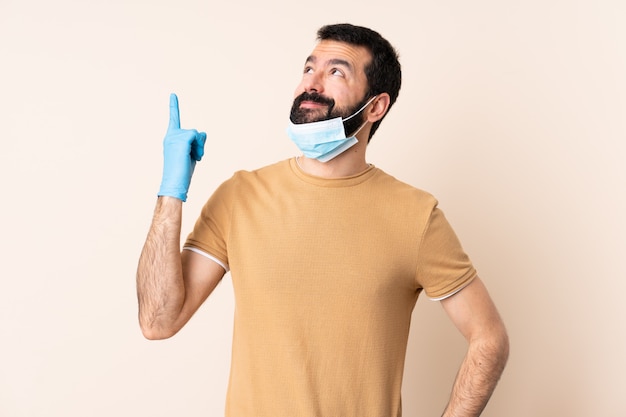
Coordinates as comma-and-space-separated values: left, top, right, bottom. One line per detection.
367, 93, 391, 123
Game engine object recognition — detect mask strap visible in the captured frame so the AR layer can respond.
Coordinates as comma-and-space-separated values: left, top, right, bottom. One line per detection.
347, 119, 370, 138
342, 95, 378, 123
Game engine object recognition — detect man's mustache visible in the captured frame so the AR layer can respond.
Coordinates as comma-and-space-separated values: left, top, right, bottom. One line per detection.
293, 92, 335, 109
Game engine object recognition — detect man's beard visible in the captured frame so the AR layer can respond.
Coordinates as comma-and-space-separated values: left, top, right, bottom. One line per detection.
289, 92, 370, 137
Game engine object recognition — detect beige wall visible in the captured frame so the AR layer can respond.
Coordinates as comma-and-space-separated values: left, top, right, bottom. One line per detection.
1, 0, 624, 416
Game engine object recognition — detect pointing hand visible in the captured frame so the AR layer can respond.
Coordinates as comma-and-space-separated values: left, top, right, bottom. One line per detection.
157, 94, 207, 202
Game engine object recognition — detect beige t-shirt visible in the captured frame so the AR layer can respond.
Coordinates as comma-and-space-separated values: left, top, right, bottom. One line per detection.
185, 158, 476, 417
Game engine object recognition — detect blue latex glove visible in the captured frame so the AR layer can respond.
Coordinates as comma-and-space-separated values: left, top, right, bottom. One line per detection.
157, 93, 207, 202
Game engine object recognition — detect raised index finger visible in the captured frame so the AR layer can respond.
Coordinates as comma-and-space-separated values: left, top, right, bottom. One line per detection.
168, 93, 180, 131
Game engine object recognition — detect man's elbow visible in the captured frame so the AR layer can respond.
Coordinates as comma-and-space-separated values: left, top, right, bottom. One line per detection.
471, 322, 510, 371
139, 320, 180, 340
488, 323, 510, 368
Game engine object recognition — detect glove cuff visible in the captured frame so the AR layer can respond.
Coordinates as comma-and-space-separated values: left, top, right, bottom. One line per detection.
157, 186, 188, 202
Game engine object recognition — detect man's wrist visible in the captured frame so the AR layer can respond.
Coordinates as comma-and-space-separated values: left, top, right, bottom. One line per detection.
157, 187, 188, 202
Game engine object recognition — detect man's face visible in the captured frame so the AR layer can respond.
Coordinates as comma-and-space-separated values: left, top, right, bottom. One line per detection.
290, 40, 372, 130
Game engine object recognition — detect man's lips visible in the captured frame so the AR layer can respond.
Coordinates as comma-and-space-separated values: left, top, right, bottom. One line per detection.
299, 100, 329, 109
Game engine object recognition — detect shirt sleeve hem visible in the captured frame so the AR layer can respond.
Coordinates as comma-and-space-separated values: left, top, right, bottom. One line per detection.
182, 246, 230, 272
427, 271, 477, 301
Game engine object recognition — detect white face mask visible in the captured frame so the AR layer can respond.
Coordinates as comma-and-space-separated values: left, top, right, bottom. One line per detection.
287, 96, 377, 162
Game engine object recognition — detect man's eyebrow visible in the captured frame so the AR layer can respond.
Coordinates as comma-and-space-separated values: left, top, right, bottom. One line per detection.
304, 56, 354, 72
328, 58, 353, 72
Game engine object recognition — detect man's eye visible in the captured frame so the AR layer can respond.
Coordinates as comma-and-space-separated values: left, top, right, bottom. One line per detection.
331, 69, 344, 77
304, 67, 314, 74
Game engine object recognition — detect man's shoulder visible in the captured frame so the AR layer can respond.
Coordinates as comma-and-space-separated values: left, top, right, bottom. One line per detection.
231, 159, 289, 181
221, 159, 292, 192
372, 167, 438, 204
231, 159, 290, 179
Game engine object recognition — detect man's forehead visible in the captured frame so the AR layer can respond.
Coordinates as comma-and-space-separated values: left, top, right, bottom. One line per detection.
306, 40, 371, 70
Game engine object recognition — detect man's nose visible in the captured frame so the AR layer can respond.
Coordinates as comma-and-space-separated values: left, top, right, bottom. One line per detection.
302, 72, 323, 94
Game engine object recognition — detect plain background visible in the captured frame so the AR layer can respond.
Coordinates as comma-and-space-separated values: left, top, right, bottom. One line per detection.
2, 0, 625, 416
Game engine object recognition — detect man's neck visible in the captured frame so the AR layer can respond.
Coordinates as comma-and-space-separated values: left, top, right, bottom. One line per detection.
296, 149, 370, 178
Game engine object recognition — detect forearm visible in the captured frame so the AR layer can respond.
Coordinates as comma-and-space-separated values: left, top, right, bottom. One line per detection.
442, 331, 509, 417
136, 196, 186, 339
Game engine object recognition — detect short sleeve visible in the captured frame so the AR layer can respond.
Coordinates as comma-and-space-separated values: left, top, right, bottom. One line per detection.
183, 177, 235, 268
415, 207, 477, 300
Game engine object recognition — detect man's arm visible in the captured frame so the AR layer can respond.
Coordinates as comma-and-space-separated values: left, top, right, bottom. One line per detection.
136, 197, 224, 340
440, 276, 510, 417
136, 93, 223, 340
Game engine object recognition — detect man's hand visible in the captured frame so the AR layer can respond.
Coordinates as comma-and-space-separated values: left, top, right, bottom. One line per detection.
158, 93, 207, 202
